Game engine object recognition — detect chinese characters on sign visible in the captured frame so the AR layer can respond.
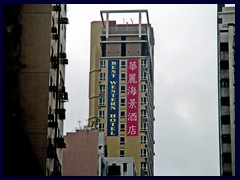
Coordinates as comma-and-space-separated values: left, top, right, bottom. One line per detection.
107, 60, 119, 136
127, 60, 139, 136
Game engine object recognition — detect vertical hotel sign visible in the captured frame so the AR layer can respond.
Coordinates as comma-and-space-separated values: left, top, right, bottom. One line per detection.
107, 60, 119, 136
127, 59, 139, 136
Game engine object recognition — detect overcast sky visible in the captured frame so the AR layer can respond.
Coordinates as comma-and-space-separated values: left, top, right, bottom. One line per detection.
64, 4, 219, 176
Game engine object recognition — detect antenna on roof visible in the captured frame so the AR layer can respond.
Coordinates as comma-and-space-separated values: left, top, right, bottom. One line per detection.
130, 18, 133, 24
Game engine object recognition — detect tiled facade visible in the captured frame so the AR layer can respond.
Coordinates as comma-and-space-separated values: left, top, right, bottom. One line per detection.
3, 4, 69, 176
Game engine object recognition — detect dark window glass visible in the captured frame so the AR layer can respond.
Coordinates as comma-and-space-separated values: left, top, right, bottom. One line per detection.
222, 134, 231, 143
121, 43, 126, 56
221, 97, 230, 106
222, 153, 232, 163
123, 163, 127, 172
221, 115, 230, 124
220, 61, 229, 69
220, 42, 229, 52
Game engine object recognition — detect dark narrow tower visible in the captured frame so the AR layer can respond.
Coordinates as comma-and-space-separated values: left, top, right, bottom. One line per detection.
217, 4, 235, 176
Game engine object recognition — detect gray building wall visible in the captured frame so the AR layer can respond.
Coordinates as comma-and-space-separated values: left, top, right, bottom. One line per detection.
217, 4, 235, 176
102, 157, 136, 176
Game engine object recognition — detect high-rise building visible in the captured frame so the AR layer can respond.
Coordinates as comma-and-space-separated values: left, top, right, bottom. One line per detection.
217, 4, 235, 176
3, 4, 69, 176
88, 10, 155, 176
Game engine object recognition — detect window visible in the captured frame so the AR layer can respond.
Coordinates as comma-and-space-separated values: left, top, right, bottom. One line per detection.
220, 42, 229, 52
121, 60, 126, 68
220, 60, 229, 69
141, 84, 147, 92
222, 134, 231, 143
121, 73, 126, 81
99, 85, 105, 94
221, 97, 230, 106
141, 72, 147, 80
101, 43, 106, 57
221, 115, 230, 124
99, 123, 104, 131
121, 37, 126, 56
120, 110, 125, 118
100, 60, 106, 68
121, 97, 125, 106
98, 110, 105, 119
141, 97, 147, 105
140, 122, 147, 131
141, 135, 147, 144
120, 149, 125, 157
99, 98, 105, 106
121, 85, 126, 93
140, 149, 147, 157
141, 59, 147, 67
123, 163, 127, 172
120, 123, 125, 132
141, 110, 147, 118
100, 72, 105, 80
120, 136, 125, 144
221, 79, 229, 87
140, 162, 147, 171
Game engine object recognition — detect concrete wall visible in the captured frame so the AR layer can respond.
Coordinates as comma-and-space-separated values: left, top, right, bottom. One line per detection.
63, 130, 98, 176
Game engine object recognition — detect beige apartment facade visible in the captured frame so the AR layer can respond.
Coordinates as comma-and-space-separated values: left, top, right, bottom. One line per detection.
89, 10, 155, 176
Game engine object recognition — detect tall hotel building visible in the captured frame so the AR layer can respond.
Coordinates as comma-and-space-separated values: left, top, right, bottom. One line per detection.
217, 4, 235, 176
3, 4, 69, 175
88, 10, 155, 176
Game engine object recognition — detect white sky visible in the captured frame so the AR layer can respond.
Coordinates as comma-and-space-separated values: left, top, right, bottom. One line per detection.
64, 4, 219, 176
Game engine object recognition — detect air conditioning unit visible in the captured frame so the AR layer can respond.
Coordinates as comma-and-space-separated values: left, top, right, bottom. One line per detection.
55, 137, 66, 148
51, 170, 62, 176
48, 121, 57, 128
56, 108, 66, 120
60, 17, 69, 24
47, 143, 56, 158
63, 92, 69, 101
51, 27, 57, 33
49, 85, 57, 92
61, 86, 66, 93
60, 52, 67, 59
59, 113, 66, 120
62, 59, 68, 65
51, 62, 58, 69
48, 113, 54, 120
52, 5, 61, 12
50, 56, 57, 63
52, 34, 59, 40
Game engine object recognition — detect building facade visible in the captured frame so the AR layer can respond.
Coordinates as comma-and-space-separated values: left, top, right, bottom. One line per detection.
3, 4, 69, 176
217, 4, 235, 176
102, 157, 136, 176
88, 10, 155, 176
62, 129, 99, 176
